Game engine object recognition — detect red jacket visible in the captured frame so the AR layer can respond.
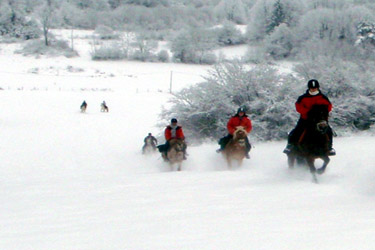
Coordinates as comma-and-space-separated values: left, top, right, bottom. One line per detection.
227, 115, 252, 135
296, 91, 332, 120
165, 125, 185, 141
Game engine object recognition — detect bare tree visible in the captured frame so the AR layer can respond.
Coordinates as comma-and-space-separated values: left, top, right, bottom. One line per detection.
38, 0, 54, 46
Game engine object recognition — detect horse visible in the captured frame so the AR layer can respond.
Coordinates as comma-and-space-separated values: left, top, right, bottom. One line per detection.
165, 138, 186, 171
80, 102, 87, 113
223, 126, 248, 168
142, 137, 157, 155
100, 103, 109, 112
287, 104, 331, 182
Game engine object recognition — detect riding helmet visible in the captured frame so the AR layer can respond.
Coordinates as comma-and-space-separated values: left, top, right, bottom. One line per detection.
237, 107, 246, 114
171, 118, 178, 123
307, 79, 320, 89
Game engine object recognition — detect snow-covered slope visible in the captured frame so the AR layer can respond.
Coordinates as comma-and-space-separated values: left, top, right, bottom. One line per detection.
1, 33, 375, 250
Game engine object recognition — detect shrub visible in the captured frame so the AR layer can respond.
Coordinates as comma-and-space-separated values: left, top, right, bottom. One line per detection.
157, 50, 169, 62
16, 39, 78, 57
91, 42, 127, 60
94, 25, 119, 40
199, 53, 217, 65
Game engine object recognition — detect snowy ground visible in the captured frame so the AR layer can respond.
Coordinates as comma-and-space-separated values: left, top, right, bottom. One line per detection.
1, 33, 375, 250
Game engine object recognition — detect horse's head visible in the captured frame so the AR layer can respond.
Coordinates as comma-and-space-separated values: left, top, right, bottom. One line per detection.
307, 105, 329, 134
169, 139, 185, 152
233, 126, 248, 140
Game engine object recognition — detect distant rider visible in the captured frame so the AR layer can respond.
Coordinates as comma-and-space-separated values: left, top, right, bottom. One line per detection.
142, 133, 158, 153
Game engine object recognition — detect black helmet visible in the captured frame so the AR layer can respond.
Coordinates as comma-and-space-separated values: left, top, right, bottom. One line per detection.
237, 107, 246, 114
307, 79, 320, 89
171, 118, 178, 123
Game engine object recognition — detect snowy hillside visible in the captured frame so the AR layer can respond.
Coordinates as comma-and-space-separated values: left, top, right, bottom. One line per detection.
1, 32, 375, 250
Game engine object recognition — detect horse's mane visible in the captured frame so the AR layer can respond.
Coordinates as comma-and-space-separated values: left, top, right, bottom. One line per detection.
307, 105, 329, 123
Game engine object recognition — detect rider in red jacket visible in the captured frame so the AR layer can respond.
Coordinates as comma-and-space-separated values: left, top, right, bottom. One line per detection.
164, 119, 185, 141
157, 118, 187, 160
283, 79, 335, 155
217, 107, 252, 159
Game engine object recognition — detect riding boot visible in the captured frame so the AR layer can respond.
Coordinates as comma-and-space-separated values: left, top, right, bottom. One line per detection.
328, 148, 336, 156
162, 152, 168, 162
283, 122, 305, 154
283, 129, 295, 154
216, 134, 232, 153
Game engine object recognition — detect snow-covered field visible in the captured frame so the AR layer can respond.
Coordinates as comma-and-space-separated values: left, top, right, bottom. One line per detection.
1, 33, 375, 250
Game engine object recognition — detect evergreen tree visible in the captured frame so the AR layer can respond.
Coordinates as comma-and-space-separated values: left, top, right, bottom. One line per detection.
267, 0, 286, 34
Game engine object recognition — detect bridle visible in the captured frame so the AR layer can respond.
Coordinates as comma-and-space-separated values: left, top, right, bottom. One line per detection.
316, 120, 328, 134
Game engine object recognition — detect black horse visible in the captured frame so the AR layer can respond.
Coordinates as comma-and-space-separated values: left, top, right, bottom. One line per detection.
287, 105, 331, 180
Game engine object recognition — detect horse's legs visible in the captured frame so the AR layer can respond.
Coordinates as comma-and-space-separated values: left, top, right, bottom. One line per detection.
306, 158, 319, 183
288, 154, 295, 169
226, 157, 232, 169
317, 156, 330, 175
306, 158, 316, 173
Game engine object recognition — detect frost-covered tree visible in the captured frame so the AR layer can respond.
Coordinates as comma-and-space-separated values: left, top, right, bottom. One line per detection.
356, 22, 375, 47
0, 0, 40, 39
130, 33, 158, 61
246, 0, 303, 41
267, 0, 286, 33
264, 23, 294, 59
171, 27, 217, 64
214, 0, 247, 24
36, 0, 57, 46
215, 21, 244, 45
246, 0, 272, 41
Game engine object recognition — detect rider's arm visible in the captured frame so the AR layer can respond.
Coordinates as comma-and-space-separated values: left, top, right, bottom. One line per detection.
177, 127, 185, 140
245, 118, 252, 134
295, 98, 309, 117
165, 128, 171, 141
227, 117, 236, 135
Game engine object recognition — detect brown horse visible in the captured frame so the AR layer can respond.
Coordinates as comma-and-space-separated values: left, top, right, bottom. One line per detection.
166, 139, 186, 171
287, 105, 331, 183
223, 126, 248, 168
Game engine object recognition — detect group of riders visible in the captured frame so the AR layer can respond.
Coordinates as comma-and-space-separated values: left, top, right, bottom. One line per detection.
143, 79, 336, 161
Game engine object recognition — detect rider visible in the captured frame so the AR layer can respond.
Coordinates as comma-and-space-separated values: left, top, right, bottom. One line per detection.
283, 79, 336, 155
142, 132, 158, 153
80, 100, 87, 109
157, 118, 187, 160
216, 107, 252, 159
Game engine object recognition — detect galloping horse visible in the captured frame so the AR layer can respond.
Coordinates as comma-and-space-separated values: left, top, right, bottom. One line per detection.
142, 137, 157, 155
223, 126, 248, 168
287, 105, 331, 181
165, 138, 186, 171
